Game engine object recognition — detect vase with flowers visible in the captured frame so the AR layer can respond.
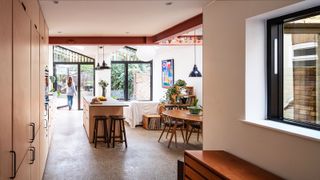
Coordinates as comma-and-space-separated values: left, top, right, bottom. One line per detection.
98, 80, 109, 97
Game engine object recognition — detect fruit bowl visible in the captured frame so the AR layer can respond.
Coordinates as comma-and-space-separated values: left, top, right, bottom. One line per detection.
97, 96, 107, 101
187, 106, 202, 115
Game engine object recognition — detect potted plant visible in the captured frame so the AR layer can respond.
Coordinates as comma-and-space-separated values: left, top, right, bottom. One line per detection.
98, 80, 109, 97
175, 79, 187, 87
175, 79, 188, 103
166, 86, 178, 103
187, 98, 202, 115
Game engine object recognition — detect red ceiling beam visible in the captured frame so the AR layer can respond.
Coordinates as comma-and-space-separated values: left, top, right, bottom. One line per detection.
49, 36, 155, 45
152, 13, 202, 43
49, 13, 203, 45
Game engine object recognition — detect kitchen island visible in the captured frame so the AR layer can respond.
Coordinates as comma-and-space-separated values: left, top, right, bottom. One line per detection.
83, 96, 129, 143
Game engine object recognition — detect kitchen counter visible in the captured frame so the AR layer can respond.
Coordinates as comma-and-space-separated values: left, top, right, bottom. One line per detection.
83, 96, 129, 107
83, 96, 127, 143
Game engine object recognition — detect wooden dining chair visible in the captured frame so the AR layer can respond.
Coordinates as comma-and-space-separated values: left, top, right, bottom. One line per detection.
186, 122, 202, 143
158, 109, 185, 148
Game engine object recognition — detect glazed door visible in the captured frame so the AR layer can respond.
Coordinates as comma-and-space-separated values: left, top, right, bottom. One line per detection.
80, 64, 95, 109
55, 64, 79, 110
54, 63, 95, 110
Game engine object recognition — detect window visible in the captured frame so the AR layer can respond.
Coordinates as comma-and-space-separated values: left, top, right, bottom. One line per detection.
111, 61, 152, 101
110, 47, 153, 101
267, 6, 320, 130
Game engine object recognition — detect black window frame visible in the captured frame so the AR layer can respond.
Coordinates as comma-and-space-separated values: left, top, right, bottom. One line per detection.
111, 60, 153, 101
267, 6, 320, 131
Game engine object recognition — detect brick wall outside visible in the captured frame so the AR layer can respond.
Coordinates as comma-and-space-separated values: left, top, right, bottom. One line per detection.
293, 67, 316, 122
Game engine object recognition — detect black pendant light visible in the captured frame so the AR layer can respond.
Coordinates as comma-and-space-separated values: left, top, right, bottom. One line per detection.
95, 46, 110, 70
189, 30, 202, 77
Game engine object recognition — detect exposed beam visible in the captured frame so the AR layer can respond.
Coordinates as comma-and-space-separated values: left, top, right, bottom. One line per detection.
152, 13, 202, 43
49, 13, 203, 45
49, 36, 155, 45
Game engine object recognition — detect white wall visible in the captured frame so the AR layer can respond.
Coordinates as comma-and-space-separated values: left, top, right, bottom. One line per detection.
203, 0, 320, 180
94, 46, 122, 97
153, 46, 203, 105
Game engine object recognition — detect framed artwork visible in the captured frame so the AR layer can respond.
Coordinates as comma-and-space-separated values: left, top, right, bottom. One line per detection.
162, 59, 174, 88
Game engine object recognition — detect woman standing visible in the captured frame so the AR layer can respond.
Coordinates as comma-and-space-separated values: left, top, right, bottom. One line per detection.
66, 77, 77, 110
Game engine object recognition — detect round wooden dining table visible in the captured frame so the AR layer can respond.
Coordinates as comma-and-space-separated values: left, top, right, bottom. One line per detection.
161, 109, 202, 148
162, 109, 203, 122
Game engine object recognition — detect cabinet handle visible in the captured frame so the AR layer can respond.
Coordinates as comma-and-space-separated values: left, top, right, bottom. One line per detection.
29, 123, 35, 143
44, 118, 48, 128
21, 2, 26, 12
10, 151, 16, 179
29, 147, 35, 164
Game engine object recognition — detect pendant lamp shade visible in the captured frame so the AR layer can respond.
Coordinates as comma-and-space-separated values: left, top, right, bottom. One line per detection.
189, 30, 202, 77
95, 46, 110, 70
189, 64, 202, 77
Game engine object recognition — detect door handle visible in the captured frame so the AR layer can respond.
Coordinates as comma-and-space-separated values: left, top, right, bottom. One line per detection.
10, 151, 16, 179
29, 122, 35, 143
29, 147, 35, 164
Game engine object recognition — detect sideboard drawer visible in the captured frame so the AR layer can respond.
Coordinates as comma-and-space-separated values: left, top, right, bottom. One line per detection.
184, 155, 221, 179
185, 155, 222, 180
185, 165, 206, 180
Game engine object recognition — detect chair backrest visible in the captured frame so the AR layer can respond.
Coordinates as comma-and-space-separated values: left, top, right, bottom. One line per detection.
157, 103, 168, 122
157, 103, 166, 115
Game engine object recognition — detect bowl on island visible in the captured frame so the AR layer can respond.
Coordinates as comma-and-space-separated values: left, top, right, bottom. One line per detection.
97, 96, 107, 101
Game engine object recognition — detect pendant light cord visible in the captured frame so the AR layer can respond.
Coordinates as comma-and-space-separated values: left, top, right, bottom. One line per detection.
194, 30, 196, 64
103, 46, 105, 60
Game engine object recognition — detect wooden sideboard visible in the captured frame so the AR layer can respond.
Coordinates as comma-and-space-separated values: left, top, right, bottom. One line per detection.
184, 150, 283, 180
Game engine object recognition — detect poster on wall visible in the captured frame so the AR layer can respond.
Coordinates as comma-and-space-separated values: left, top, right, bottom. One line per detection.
162, 59, 174, 88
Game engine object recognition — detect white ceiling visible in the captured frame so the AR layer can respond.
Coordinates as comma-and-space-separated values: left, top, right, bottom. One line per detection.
39, 0, 211, 36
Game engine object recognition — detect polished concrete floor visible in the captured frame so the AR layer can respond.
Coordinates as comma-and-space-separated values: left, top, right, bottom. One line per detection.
43, 109, 202, 180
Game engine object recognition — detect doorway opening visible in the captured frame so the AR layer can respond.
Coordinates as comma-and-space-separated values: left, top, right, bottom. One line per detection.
53, 46, 95, 110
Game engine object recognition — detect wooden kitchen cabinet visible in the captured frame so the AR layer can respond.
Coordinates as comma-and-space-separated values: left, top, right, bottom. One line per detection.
0, 0, 13, 179
39, 10, 45, 38
29, 0, 40, 31
1, 0, 51, 179
30, 132, 40, 180
17, 0, 40, 31
39, 123, 49, 180
31, 23, 40, 134
13, 0, 32, 169
14, 155, 31, 180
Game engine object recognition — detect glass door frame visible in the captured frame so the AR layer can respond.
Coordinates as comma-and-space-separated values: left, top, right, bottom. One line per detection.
53, 62, 95, 110
111, 60, 153, 101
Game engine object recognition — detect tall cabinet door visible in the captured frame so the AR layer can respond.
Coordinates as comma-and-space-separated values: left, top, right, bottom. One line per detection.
30, 132, 40, 180
31, 23, 40, 133
0, 0, 13, 179
14, 154, 30, 180
13, 0, 32, 169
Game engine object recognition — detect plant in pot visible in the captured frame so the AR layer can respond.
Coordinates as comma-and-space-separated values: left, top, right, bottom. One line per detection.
187, 98, 202, 115
166, 86, 178, 104
175, 79, 187, 87
98, 80, 109, 98
175, 79, 187, 104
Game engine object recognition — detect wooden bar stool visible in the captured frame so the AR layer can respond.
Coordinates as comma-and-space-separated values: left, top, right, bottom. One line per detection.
93, 115, 109, 148
110, 115, 128, 148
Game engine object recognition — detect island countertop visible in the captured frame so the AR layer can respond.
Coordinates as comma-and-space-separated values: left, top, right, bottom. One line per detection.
83, 96, 129, 107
